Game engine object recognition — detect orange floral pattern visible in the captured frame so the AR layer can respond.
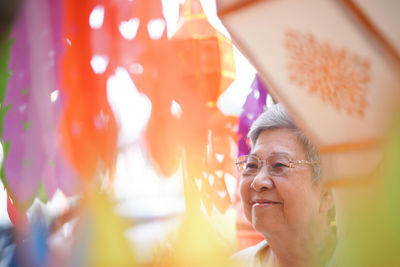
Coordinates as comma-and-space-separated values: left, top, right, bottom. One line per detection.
285, 29, 370, 117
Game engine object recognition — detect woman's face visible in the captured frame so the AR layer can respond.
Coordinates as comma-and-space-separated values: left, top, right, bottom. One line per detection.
240, 128, 325, 235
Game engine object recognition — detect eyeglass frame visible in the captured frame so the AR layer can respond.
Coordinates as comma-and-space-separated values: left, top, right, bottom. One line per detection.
235, 153, 320, 177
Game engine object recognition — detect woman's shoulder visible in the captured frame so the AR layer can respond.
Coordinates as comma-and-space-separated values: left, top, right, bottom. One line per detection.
230, 240, 269, 266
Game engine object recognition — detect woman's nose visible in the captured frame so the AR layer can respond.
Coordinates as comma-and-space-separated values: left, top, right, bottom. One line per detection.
250, 166, 274, 192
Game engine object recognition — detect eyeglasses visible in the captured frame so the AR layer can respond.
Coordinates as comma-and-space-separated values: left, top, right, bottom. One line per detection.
235, 154, 319, 177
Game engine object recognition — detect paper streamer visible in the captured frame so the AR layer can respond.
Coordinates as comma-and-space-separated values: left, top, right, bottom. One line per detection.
3, 0, 78, 209
237, 74, 268, 156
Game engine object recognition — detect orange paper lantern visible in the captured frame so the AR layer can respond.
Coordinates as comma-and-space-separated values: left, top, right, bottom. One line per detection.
170, 0, 235, 103
141, 0, 238, 213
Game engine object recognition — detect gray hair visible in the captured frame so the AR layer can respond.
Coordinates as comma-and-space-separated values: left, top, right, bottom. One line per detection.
248, 103, 322, 183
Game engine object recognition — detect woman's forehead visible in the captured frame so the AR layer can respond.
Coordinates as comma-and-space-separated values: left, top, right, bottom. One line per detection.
252, 128, 307, 158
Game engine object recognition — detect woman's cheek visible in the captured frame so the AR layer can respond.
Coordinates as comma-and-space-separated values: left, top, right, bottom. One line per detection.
271, 177, 293, 200
272, 178, 302, 211
239, 178, 253, 221
239, 178, 251, 198
273, 177, 314, 225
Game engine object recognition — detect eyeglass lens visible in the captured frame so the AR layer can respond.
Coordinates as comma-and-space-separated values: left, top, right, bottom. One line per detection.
238, 155, 291, 177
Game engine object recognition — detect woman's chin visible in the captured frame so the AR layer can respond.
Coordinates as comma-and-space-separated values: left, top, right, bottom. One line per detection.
253, 223, 281, 235
251, 215, 285, 234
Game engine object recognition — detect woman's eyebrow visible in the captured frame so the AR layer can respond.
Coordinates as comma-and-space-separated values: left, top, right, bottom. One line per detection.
249, 151, 292, 158
270, 151, 291, 157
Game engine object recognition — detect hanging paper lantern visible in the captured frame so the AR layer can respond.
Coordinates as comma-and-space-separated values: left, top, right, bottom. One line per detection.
170, 0, 236, 103
198, 107, 237, 214
142, 0, 237, 214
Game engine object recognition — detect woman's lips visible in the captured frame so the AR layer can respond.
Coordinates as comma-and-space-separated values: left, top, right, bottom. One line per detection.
251, 200, 282, 207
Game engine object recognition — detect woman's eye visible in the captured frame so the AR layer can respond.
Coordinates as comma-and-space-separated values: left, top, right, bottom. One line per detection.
272, 162, 288, 168
245, 163, 258, 169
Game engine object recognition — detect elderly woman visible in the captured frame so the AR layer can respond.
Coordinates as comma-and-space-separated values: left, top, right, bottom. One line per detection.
233, 103, 336, 267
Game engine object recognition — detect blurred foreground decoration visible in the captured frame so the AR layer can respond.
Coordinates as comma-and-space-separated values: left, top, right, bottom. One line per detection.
152, 211, 236, 267
284, 29, 370, 118
67, 192, 137, 266
144, 0, 237, 214
0, 191, 137, 266
1, 0, 79, 212
217, 0, 400, 183
330, 113, 400, 266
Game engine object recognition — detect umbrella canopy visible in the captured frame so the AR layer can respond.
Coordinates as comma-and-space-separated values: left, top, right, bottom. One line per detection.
217, 0, 400, 182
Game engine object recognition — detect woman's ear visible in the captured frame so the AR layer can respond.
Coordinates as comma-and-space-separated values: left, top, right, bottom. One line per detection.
320, 184, 334, 213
